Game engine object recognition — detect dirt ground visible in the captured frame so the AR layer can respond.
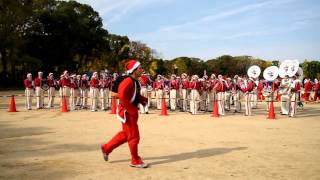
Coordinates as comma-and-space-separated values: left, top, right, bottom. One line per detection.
0, 91, 320, 180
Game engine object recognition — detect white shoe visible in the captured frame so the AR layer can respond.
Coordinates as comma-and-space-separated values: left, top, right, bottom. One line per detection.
130, 163, 149, 168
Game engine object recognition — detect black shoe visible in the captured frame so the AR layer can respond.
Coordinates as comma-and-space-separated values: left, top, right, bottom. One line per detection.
146, 112, 149, 114
101, 146, 108, 161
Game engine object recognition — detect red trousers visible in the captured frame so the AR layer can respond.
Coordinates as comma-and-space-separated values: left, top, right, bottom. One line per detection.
102, 112, 142, 165
304, 93, 310, 102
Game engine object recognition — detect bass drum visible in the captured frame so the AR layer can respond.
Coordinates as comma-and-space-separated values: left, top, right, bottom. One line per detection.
41, 79, 49, 91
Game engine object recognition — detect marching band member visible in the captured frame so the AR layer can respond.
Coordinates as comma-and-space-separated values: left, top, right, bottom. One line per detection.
200, 75, 209, 111
257, 79, 264, 100
189, 75, 201, 115
139, 73, 152, 114
75, 75, 82, 106
262, 79, 274, 111
314, 79, 319, 103
47, 73, 56, 108
289, 75, 301, 117
153, 74, 165, 110
90, 72, 100, 112
280, 75, 291, 115
24, 73, 34, 110
214, 75, 225, 115
251, 78, 259, 109
224, 77, 233, 111
303, 78, 313, 103
168, 74, 179, 111
233, 75, 241, 113
99, 73, 111, 111
241, 77, 254, 116
69, 74, 78, 111
34, 71, 44, 109
80, 74, 90, 109
208, 74, 217, 112
179, 73, 189, 112
61, 71, 71, 107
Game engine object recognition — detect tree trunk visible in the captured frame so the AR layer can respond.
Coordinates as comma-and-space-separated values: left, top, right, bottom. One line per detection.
0, 49, 7, 73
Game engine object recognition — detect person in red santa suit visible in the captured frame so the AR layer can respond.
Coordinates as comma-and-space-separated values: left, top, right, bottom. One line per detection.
314, 79, 319, 103
153, 74, 165, 110
90, 72, 100, 112
139, 72, 152, 114
179, 73, 189, 112
47, 73, 56, 108
99, 73, 111, 111
168, 74, 179, 111
24, 73, 34, 110
101, 59, 148, 168
34, 71, 44, 109
303, 78, 313, 103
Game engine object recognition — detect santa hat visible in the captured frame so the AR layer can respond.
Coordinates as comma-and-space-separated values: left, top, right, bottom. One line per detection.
125, 60, 141, 74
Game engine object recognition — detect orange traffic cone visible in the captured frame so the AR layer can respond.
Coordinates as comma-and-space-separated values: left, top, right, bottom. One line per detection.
110, 97, 116, 114
160, 96, 168, 116
61, 96, 68, 112
267, 100, 276, 119
211, 98, 219, 117
8, 95, 17, 112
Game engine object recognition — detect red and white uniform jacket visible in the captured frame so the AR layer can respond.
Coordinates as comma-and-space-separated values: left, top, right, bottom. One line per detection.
169, 79, 179, 90
47, 79, 56, 87
99, 79, 111, 89
214, 80, 225, 92
209, 79, 217, 91
34, 77, 42, 87
189, 80, 202, 90
70, 79, 78, 89
241, 81, 254, 93
304, 81, 313, 93
117, 77, 148, 123
224, 81, 233, 92
153, 80, 165, 90
90, 78, 100, 88
139, 75, 151, 88
80, 80, 90, 90
24, 79, 33, 89
61, 78, 71, 87
180, 79, 189, 89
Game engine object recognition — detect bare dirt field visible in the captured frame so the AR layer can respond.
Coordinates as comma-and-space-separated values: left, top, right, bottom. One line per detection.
0, 90, 320, 180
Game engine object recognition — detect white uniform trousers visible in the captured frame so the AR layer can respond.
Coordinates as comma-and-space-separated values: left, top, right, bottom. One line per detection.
69, 88, 76, 110
90, 87, 99, 111
233, 91, 241, 112
25, 88, 33, 110
139, 87, 149, 113
47, 87, 55, 108
190, 89, 200, 114
35, 87, 44, 109
156, 89, 163, 110
208, 90, 215, 112
169, 89, 177, 110
290, 92, 298, 117
251, 89, 258, 109
244, 93, 252, 116
224, 91, 231, 111
180, 89, 188, 112
100, 88, 109, 110
80, 89, 88, 108
217, 92, 225, 115
281, 94, 290, 115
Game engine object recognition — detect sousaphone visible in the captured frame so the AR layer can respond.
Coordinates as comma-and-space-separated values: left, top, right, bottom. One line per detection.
247, 65, 261, 79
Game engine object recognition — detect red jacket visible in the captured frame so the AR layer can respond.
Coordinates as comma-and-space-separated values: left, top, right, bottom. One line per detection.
118, 77, 148, 116
169, 79, 179, 90
153, 80, 164, 90
34, 77, 42, 87
24, 79, 33, 89
61, 78, 71, 87
189, 80, 202, 90
180, 79, 189, 89
90, 78, 100, 88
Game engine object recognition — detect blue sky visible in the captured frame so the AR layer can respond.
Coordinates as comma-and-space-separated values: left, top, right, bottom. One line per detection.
75, 0, 320, 62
